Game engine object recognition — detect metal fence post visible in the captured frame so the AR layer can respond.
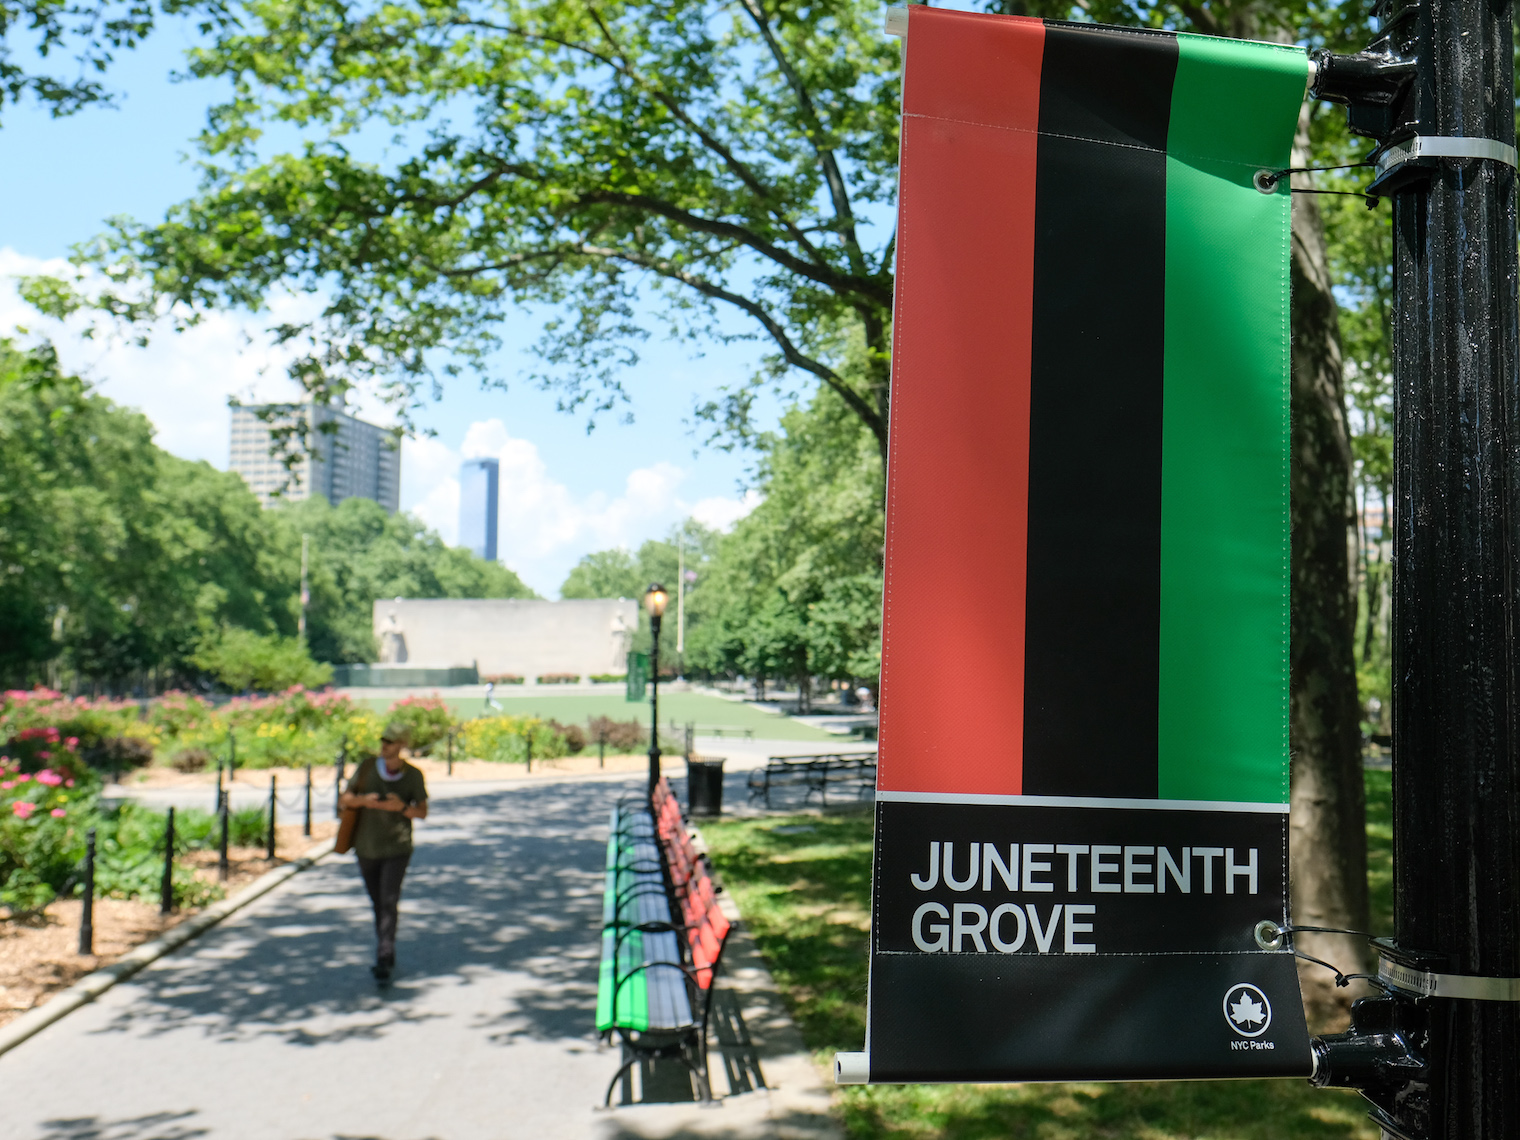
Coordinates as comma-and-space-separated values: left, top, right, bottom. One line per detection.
266, 773, 277, 860
79, 828, 95, 955
304, 763, 312, 837
524, 728, 532, 774
334, 734, 347, 819
214, 760, 223, 815
219, 786, 230, 882
447, 728, 454, 776
160, 806, 175, 915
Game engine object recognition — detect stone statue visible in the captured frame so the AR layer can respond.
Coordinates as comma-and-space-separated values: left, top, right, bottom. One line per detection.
379, 607, 408, 664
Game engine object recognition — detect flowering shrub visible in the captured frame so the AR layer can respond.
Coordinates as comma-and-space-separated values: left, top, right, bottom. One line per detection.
172, 687, 380, 769
385, 695, 454, 755
460, 715, 571, 764
0, 751, 91, 910
2, 689, 143, 776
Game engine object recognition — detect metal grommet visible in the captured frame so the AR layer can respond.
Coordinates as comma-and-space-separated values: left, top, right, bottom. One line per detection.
1253, 169, 1280, 194
1254, 919, 1285, 950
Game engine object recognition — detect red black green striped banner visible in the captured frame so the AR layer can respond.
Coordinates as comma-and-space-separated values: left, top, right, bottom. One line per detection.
881, 9, 1303, 807
861, 7, 1311, 1084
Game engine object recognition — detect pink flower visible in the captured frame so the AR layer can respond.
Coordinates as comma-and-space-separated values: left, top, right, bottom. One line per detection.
50, 808, 65, 818
36, 751, 51, 760
11, 801, 36, 820
1, 781, 14, 790
14, 773, 30, 783
65, 737, 79, 749
65, 779, 75, 788
35, 770, 63, 787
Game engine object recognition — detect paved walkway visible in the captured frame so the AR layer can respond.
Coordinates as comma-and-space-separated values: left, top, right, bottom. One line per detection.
2, 775, 840, 1140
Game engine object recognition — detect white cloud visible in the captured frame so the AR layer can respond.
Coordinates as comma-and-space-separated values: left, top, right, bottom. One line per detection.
402, 417, 756, 596
692, 489, 762, 532
1, 250, 757, 598
0, 248, 336, 467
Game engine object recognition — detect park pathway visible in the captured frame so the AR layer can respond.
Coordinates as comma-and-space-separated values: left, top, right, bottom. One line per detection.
1, 775, 839, 1140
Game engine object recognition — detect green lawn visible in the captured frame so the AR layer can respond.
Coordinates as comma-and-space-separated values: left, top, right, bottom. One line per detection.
354, 689, 839, 741
698, 772, 1396, 1140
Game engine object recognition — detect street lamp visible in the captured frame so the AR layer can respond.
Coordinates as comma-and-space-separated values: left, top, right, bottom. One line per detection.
644, 583, 669, 792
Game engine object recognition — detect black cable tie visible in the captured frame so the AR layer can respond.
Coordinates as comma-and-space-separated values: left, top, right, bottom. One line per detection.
1254, 159, 1378, 193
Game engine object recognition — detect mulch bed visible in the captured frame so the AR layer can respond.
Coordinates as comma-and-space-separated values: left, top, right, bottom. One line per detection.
0, 822, 335, 1028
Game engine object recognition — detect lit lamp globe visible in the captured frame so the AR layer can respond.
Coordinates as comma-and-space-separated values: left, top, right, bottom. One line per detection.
644, 583, 669, 620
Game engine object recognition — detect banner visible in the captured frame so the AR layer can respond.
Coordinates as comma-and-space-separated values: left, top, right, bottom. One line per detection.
626, 651, 649, 702
855, 8, 1312, 1083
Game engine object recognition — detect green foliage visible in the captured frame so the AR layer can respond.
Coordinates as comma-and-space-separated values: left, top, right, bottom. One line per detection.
192, 627, 334, 692
42, 0, 903, 453
560, 550, 642, 601
703, 811, 1381, 1140
459, 713, 570, 764
270, 495, 536, 665
0, 340, 286, 686
0, 0, 164, 122
685, 382, 884, 694
384, 694, 454, 755
0, 340, 530, 685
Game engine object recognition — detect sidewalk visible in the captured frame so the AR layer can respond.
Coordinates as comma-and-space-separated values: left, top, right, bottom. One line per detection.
1, 775, 841, 1140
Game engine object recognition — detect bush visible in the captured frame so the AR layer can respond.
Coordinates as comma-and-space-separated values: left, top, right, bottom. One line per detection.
546, 720, 586, 754
170, 748, 211, 773
589, 673, 627, 683
481, 674, 524, 685
535, 673, 580, 685
460, 715, 571, 764
385, 695, 453, 756
89, 735, 156, 773
586, 716, 647, 752
193, 628, 334, 692
0, 754, 94, 911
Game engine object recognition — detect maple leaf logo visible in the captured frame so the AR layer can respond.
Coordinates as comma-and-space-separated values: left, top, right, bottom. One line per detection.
1229, 993, 1266, 1028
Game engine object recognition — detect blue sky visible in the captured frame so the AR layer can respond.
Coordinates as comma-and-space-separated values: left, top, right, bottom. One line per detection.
0, 24, 785, 596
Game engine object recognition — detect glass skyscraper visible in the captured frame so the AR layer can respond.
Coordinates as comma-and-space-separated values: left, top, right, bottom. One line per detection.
459, 457, 500, 562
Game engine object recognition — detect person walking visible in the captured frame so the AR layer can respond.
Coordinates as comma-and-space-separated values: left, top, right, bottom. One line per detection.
339, 721, 428, 982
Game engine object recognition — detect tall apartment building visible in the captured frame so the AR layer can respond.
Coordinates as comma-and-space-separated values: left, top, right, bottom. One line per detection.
229, 403, 400, 512
458, 457, 500, 561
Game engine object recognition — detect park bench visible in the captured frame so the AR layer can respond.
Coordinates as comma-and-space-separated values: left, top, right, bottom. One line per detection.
745, 752, 878, 809
596, 777, 733, 1104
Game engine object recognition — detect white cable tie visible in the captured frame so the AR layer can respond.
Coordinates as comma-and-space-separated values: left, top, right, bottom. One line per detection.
885, 6, 908, 38
1377, 135, 1519, 176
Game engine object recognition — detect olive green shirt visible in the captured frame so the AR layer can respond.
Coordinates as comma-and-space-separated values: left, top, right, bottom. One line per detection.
345, 757, 428, 860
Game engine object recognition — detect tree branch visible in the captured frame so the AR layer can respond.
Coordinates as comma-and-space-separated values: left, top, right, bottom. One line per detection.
738, 0, 867, 276
449, 10, 827, 265
574, 242, 887, 451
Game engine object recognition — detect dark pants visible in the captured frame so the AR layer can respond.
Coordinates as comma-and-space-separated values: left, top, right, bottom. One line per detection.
357, 852, 411, 964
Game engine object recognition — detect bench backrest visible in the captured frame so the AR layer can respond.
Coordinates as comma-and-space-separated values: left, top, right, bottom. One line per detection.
682, 876, 730, 989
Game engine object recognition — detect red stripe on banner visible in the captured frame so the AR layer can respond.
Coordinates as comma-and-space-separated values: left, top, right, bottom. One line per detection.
878, 8, 1044, 795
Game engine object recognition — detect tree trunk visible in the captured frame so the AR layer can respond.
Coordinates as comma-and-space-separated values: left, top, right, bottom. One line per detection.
1287, 106, 1373, 1029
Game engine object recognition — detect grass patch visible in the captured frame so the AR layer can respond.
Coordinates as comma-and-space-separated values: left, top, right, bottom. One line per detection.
354, 690, 840, 741
1365, 769, 1392, 936
702, 810, 1380, 1140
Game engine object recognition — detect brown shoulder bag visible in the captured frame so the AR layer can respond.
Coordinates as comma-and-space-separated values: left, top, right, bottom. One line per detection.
334, 757, 374, 855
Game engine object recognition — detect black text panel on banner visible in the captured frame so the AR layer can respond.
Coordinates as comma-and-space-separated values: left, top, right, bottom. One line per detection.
840, 6, 1312, 1084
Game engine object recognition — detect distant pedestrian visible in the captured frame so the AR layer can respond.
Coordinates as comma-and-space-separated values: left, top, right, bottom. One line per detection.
339, 721, 428, 983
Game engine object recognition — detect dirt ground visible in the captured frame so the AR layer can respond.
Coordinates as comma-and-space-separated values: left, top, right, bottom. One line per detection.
0, 823, 335, 1029
117, 751, 688, 789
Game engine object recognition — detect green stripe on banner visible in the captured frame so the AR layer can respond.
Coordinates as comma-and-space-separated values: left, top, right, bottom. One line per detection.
1158, 35, 1305, 803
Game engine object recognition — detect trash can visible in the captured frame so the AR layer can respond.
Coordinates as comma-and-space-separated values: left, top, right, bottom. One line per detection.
687, 758, 726, 817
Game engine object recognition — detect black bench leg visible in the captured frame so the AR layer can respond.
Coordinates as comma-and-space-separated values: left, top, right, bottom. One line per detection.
603, 1053, 639, 1107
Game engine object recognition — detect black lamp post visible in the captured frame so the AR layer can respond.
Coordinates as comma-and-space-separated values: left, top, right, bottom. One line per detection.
644, 583, 669, 792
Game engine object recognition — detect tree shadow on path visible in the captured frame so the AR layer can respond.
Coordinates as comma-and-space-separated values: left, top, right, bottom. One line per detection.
87, 778, 640, 1049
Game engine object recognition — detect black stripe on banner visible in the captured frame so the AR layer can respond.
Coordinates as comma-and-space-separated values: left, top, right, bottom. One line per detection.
1021, 24, 1178, 799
